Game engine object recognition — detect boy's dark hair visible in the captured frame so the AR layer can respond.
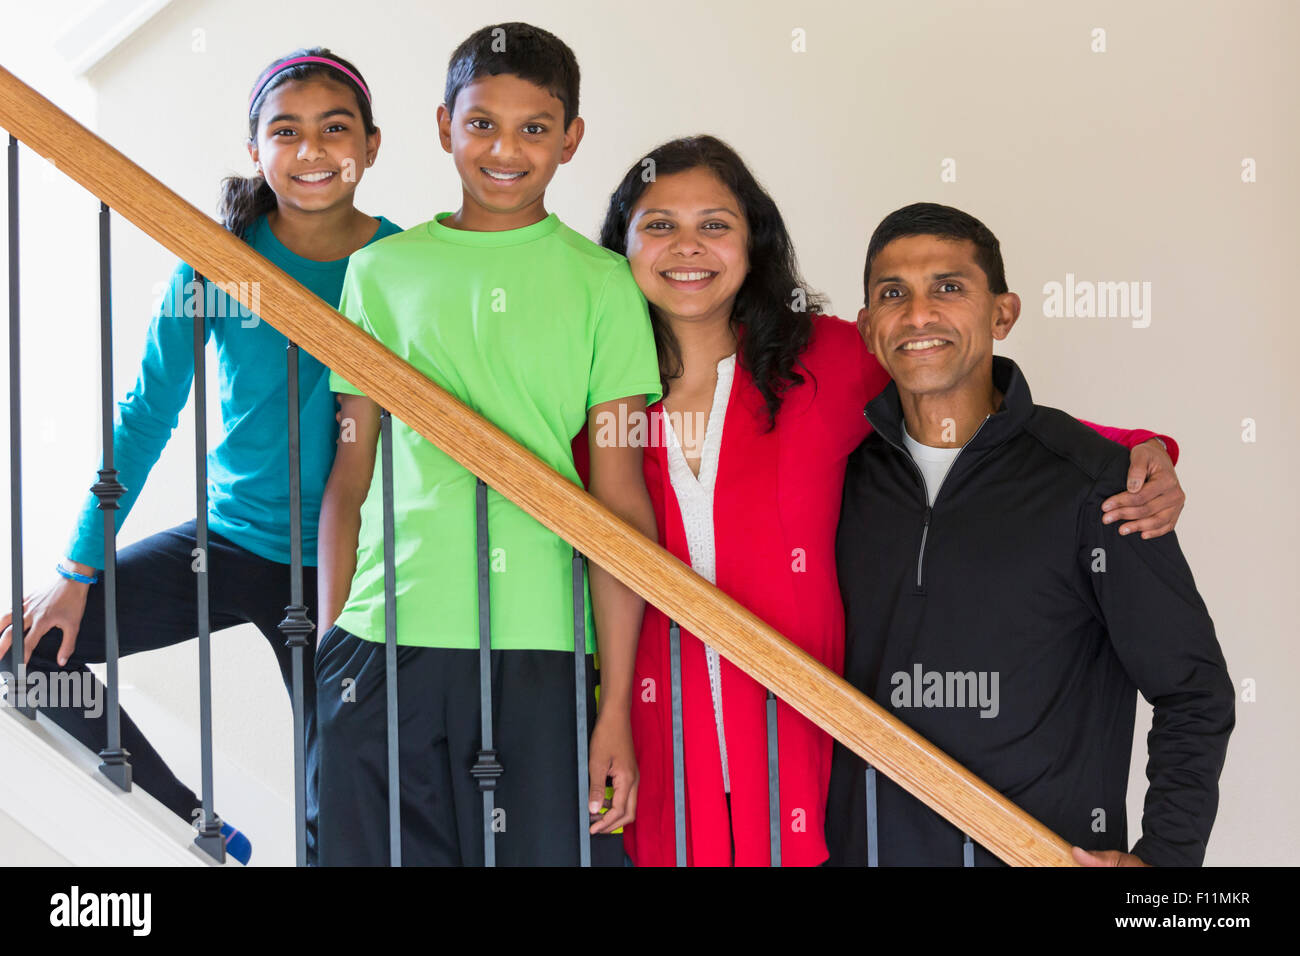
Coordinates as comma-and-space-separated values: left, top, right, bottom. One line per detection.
864, 202, 1008, 302
220, 47, 377, 239
599, 135, 823, 431
444, 22, 581, 129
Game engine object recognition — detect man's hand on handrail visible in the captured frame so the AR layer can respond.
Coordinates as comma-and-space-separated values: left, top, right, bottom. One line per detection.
1072, 846, 1149, 867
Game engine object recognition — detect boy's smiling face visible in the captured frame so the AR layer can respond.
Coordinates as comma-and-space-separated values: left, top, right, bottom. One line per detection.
437, 73, 584, 231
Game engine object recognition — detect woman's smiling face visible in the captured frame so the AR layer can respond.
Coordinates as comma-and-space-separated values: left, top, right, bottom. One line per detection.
625, 166, 750, 326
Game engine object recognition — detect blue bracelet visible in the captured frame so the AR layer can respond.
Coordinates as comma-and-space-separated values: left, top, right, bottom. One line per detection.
56, 563, 98, 585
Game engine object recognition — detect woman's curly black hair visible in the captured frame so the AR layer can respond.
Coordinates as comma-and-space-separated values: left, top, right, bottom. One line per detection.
598, 135, 822, 430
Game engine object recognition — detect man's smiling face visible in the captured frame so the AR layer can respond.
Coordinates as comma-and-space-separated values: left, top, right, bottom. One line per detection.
858, 234, 1019, 399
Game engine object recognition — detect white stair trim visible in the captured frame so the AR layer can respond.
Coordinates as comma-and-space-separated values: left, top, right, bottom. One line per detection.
0, 705, 228, 866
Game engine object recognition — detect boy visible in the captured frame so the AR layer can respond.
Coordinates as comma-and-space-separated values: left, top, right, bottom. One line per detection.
315, 22, 661, 865
826, 203, 1234, 866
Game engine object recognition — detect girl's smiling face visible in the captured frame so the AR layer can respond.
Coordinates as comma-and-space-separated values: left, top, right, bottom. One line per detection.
625, 167, 750, 328
248, 77, 379, 214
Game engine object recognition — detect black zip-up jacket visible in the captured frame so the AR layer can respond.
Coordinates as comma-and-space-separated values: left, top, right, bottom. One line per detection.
826, 357, 1234, 866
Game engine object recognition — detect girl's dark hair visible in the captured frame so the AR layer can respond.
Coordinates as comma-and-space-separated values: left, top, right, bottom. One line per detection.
598, 135, 821, 430
219, 47, 377, 239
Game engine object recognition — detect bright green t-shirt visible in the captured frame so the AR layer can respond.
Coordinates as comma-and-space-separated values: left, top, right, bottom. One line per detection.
329, 212, 662, 651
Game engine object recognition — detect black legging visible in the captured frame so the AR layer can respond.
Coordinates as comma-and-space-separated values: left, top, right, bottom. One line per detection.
23, 519, 318, 861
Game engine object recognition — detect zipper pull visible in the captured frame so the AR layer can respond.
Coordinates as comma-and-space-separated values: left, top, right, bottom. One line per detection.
916, 505, 932, 589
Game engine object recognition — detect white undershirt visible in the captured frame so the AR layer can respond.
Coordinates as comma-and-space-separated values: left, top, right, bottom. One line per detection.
902, 423, 963, 507
664, 353, 736, 793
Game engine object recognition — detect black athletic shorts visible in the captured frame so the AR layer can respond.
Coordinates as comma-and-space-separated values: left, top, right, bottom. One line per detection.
315, 624, 624, 866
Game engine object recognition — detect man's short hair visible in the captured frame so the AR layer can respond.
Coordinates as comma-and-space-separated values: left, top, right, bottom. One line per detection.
864, 202, 1008, 301
444, 22, 581, 129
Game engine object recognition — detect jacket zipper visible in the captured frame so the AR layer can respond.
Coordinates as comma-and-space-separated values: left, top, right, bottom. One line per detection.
873, 413, 992, 592
916, 507, 931, 589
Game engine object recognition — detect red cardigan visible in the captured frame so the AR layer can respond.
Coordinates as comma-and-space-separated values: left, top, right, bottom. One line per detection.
577, 314, 1175, 866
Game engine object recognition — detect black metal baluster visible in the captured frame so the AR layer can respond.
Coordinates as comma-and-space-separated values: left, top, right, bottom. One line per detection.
766, 688, 781, 867
470, 477, 502, 865
963, 832, 974, 867
865, 763, 878, 867
669, 619, 686, 867
278, 340, 313, 867
571, 548, 591, 867
380, 409, 401, 866
191, 272, 223, 861
4, 135, 33, 720
93, 202, 128, 782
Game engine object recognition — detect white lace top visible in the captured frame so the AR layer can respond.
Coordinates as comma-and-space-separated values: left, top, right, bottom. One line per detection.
663, 352, 737, 792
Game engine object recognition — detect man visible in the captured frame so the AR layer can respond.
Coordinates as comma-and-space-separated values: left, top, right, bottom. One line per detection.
826, 203, 1233, 866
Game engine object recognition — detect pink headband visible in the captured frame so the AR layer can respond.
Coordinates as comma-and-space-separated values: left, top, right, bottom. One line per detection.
249, 55, 372, 112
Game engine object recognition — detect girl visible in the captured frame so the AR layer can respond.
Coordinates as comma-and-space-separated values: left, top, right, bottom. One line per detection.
592, 135, 1186, 866
0, 48, 400, 865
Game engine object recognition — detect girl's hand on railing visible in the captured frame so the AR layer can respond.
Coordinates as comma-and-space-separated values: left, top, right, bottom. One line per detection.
0, 574, 90, 667
588, 711, 638, 834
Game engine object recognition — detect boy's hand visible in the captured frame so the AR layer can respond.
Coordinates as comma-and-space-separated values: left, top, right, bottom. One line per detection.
588, 711, 638, 834
1101, 438, 1185, 539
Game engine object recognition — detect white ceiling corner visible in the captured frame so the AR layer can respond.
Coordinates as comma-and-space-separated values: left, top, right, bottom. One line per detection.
53, 0, 176, 76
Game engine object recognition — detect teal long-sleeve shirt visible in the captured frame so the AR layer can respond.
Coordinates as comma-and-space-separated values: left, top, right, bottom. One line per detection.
66, 213, 403, 570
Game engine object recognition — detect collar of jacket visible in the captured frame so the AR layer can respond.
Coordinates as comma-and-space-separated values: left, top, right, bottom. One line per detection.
863, 355, 1034, 453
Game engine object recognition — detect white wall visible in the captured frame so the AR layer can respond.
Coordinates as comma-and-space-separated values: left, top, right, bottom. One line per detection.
2, 0, 1296, 864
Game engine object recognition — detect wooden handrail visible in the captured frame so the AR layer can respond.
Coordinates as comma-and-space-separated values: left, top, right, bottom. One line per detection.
0, 63, 1077, 866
